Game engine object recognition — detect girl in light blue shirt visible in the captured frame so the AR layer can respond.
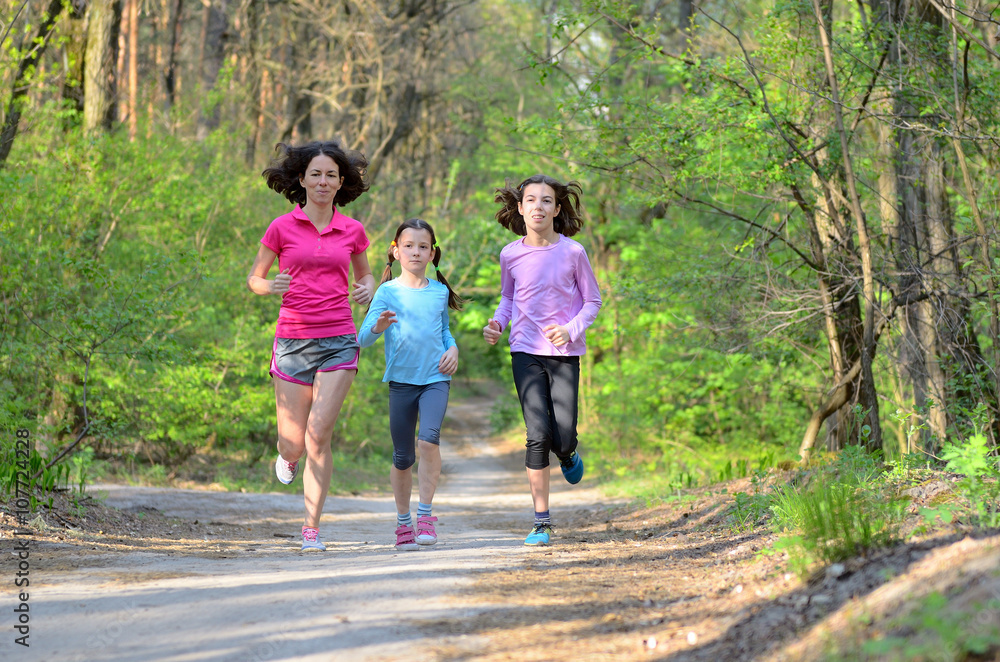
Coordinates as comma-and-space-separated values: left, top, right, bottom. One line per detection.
358, 218, 463, 550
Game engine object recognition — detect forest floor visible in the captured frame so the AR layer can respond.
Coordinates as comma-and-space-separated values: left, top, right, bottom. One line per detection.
2, 391, 1000, 661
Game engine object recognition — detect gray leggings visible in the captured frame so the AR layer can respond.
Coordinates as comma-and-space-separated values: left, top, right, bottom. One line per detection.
510, 352, 580, 470
388, 381, 450, 470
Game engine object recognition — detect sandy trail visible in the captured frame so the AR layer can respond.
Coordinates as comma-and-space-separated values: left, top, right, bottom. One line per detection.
8, 395, 608, 662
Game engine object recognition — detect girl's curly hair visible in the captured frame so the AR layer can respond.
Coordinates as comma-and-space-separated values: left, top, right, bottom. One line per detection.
494, 174, 584, 237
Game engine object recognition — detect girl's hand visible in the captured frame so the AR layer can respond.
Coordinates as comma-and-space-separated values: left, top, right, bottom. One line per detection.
439, 346, 459, 376
351, 280, 373, 305
270, 269, 292, 295
483, 319, 502, 345
373, 310, 397, 334
542, 324, 570, 347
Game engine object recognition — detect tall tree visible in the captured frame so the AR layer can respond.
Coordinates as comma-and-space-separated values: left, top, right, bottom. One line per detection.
84, 0, 122, 133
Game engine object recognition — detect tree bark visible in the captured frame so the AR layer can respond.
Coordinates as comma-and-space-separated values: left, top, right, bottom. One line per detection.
164, 0, 183, 111
84, 0, 123, 134
196, 0, 228, 140
244, 0, 261, 165
127, 0, 138, 140
812, 0, 882, 450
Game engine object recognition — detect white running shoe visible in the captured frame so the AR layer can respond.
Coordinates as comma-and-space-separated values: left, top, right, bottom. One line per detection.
276, 454, 298, 485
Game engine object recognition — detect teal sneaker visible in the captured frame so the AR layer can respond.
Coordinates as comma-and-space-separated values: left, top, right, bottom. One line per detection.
524, 523, 553, 546
560, 451, 584, 484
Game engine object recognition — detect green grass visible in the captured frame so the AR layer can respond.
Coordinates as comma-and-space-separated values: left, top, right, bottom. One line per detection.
826, 591, 1000, 661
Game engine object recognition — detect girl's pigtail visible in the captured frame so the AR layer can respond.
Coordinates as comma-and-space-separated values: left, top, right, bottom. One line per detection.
432, 246, 463, 311
379, 243, 396, 286
366, 243, 395, 314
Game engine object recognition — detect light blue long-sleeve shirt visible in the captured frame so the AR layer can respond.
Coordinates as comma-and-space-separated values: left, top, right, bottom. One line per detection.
358, 279, 457, 384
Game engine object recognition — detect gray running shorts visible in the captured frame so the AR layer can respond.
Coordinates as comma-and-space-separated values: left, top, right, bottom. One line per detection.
270, 335, 360, 385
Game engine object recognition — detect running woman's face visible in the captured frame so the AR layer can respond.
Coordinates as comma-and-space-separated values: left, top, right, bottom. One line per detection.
517, 183, 560, 238
393, 228, 434, 276
299, 154, 343, 208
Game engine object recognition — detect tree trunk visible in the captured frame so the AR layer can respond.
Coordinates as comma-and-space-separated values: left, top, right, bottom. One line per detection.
196, 0, 228, 140
0, 0, 66, 165
164, 0, 183, 112
812, 0, 882, 450
679, 0, 694, 30
124, 0, 139, 140
244, 0, 261, 165
84, 0, 123, 134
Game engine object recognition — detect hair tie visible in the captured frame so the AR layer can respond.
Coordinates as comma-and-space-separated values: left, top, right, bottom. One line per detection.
390, 240, 397, 247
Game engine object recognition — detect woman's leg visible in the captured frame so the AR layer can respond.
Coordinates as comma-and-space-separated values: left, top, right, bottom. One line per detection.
301, 369, 355, 528
274, 378, 312, 464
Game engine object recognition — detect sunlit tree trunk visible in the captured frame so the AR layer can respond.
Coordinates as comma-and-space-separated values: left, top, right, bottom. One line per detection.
84, 0, 123, 134
127, 0, 139, 140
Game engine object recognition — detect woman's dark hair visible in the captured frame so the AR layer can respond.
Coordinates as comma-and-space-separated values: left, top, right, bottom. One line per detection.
261, 140, 370, 207
494, 174, 584, 237
379, 218, 463, 311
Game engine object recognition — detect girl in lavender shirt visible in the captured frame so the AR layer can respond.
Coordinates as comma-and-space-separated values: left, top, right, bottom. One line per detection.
483, 174, 602, 546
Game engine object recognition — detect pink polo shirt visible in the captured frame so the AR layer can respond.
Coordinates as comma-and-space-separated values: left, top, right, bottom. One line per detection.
260, 205, 370, 339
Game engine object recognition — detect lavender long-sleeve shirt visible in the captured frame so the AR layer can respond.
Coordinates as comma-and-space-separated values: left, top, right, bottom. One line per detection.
492, 236, 602, 357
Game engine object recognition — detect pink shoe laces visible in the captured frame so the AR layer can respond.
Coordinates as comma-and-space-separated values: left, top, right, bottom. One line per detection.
302, 526, 319, 542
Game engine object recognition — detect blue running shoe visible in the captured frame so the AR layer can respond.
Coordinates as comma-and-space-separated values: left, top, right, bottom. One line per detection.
560, 451, 584, 484
524, 523, 553, 546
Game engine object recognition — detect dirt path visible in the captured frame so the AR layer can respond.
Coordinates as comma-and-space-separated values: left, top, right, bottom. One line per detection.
8, 395, 1000, 662
3, 395, 612, 662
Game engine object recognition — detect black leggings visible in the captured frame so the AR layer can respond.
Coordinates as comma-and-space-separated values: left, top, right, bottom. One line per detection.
510, 352, 580, 470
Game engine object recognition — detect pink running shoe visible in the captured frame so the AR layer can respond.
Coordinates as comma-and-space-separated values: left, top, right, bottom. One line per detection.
301, 526, 326, 551
416, 515, 438, 545
395, 524, 420, 551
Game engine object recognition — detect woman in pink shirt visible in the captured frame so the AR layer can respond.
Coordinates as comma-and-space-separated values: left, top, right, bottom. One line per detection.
247, 141, 375, 551
483, 174, 602, 546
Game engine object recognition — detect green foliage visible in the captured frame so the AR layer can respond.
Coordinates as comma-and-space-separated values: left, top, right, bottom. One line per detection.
833, 592, 1000, 662
940, 430, 1000, 528
729, 469, 775, 533
0, 438, 72, 513
769, 449, 907, 577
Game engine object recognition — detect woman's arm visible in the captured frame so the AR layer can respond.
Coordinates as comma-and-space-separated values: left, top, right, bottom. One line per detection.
246, 245, 288, 296
350, 251, 375, 306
